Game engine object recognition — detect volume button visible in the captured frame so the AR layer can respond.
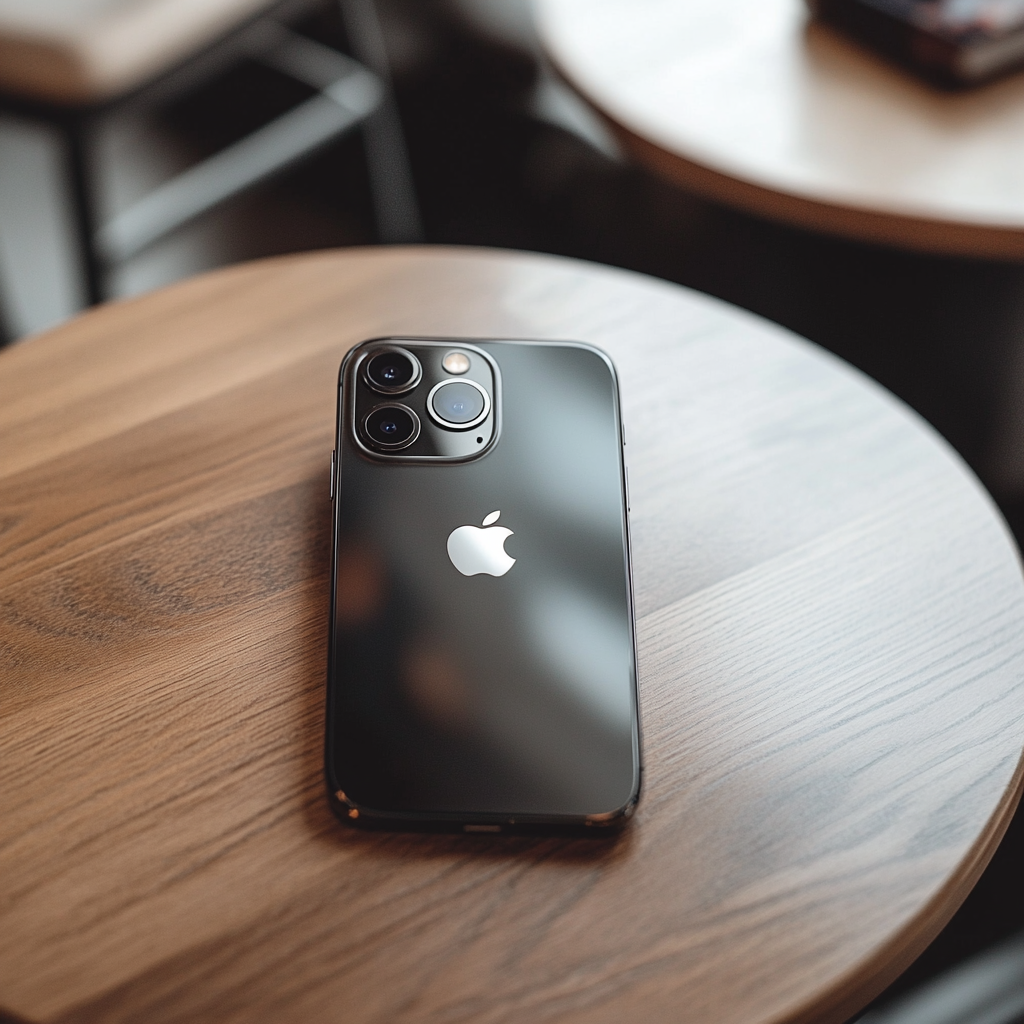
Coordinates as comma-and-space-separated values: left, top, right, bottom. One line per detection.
330, 450, 336, 500
624, 466, 630, 512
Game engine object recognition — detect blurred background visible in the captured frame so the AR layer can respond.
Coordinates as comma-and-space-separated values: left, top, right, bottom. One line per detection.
1, 0, 1023, 1020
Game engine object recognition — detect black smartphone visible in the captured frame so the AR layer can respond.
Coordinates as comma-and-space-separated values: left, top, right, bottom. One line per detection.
808, 0, 1024, 85
324, 337, 641, 833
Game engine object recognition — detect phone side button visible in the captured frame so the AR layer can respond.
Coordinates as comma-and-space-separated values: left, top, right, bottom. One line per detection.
624, 466, 630, 512
330, 449, 336, 500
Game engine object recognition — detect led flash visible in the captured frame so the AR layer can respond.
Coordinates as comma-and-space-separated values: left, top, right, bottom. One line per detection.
442, 351, 471, 374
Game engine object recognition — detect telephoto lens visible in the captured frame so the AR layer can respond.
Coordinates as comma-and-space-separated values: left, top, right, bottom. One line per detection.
364, 348, 421, 393
428, 380, 488, 429
364, 405, 420, 449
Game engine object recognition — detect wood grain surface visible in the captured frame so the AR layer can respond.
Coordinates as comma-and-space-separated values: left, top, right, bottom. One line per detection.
536, 0, 1024, 258
2, 246, 1024, 1024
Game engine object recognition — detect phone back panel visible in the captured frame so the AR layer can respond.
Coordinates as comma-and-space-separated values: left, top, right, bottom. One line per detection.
326, 340, 640, 825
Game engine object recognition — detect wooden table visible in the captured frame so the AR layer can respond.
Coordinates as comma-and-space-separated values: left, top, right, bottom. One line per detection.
535, 0, 1024, 258
2, 246, 1024, 1024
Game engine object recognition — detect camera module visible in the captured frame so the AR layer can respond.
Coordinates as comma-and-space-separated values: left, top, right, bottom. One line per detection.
427, 379, 489, 430
364, 404, 420, 449
364, 347, 422, 394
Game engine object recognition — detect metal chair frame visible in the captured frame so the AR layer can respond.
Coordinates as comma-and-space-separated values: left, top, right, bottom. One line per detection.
0, 0, 421, 308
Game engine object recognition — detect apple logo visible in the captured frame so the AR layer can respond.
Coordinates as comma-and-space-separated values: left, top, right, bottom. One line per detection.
447, 510, 516, 577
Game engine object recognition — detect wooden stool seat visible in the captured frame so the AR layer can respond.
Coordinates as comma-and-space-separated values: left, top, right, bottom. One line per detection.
0, 0, 282, 104
2, 247, 1023, 1024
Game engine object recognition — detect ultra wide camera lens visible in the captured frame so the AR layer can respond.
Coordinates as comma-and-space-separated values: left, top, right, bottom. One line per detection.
365, 348, 421, 393
428, 379, 488, 428
364, 405, 419, 449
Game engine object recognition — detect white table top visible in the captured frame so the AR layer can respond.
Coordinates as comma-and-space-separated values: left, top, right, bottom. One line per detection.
535, 0, 1024, 257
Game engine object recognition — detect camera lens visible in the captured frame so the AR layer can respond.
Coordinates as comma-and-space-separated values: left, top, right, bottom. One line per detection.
364, 405, 419, 449
428, 379, 488, 429
364, 348, 421, 394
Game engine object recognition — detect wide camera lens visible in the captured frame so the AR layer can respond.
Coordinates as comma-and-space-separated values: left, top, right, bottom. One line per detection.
365, 349, 420, 393
429, 380, 487, 427
364, 405, 419, 449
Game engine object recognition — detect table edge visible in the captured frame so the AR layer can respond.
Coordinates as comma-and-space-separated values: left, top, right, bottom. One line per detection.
537, 39, 1024, 260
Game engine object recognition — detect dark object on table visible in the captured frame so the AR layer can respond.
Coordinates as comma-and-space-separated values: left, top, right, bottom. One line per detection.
327, 337, 640, 833
807, 0, 1024, 85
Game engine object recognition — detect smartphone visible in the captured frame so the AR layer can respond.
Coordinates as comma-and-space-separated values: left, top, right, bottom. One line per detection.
324, 337, 641, 833
808, 0, 1024, 85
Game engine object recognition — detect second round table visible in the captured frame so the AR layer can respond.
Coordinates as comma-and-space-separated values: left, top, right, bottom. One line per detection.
536, 0, 1024, 257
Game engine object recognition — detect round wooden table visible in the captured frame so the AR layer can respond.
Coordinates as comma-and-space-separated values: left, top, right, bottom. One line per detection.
535, 0, 1024, 258
2, 247, 1024, 1024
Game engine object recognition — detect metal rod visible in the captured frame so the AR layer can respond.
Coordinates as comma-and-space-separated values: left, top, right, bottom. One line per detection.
339, 0, 424, 243
65, 118, 104, 304
114, 0, 323, 116
253, 23, 366, 91
97, 62, 381, 265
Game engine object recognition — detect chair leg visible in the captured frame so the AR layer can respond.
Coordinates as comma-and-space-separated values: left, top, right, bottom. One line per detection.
0, 114, 92, 335
339, 0, 424, 243
64, 117, 105, 305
